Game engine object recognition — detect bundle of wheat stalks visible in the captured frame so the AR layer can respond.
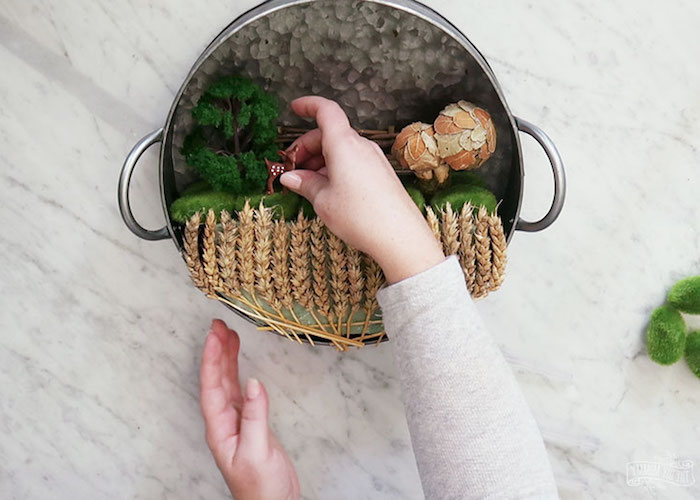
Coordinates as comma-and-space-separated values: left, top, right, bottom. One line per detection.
183, 201, 507, 350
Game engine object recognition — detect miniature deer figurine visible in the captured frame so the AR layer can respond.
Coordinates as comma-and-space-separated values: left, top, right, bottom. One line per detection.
265, 145, 298, 194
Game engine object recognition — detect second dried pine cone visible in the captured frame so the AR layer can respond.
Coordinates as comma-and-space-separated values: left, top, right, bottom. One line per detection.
433, 100, 497, 171
392, 122, 449, 183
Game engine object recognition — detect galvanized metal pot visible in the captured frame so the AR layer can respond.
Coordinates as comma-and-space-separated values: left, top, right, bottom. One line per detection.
118, 0, 566, 315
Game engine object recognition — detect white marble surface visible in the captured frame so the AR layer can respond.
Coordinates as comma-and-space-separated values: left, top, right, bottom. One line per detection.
1, 1, 699, 498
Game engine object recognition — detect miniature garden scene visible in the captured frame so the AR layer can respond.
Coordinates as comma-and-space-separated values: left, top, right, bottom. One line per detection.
172, 75, 507, 349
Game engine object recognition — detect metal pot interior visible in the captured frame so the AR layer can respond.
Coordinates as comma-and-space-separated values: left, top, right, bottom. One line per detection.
162, 0, 521, 248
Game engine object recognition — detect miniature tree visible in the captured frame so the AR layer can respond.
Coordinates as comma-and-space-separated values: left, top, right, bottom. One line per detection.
182, 76, 279, 194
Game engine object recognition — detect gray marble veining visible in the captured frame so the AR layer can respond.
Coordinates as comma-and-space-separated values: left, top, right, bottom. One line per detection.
1, 1, 699, 499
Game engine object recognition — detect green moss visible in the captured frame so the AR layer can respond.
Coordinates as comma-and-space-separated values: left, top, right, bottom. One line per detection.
404, 184, 426, 213
684, 331, 700, 379
170, 192, 237, 223
299, 198, 316, 219
234, 192, 302, 220
450, 171, 486, 188
180, 180, 212, 197
646, 305, 686, 365
233, 193, 264, 212
668, 276, 700, 314
431, 185, 498, 214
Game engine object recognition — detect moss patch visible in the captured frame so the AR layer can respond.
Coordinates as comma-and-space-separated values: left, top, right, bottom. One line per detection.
171, 192, 237, 223
299, 198, 316, 219
646, 305, 686, 365
685, 331, 700, 379
431, 185, 498, 214
668, 276, 700, 314
234, 192, 302, 220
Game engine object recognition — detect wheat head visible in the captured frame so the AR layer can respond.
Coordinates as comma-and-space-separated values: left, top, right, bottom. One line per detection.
458, 203, 476, 295
237, 201, 256, 293
488, 213, 507, 291
473, 205, 492, 298
310, 218, 332, 318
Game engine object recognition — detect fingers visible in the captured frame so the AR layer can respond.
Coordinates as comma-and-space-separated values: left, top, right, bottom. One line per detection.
236, 378, 271, 462
289, 128, 322, 164
280, 169, 328, 204
291, 96, 353, 140
200, 336, 240, 459
210, 319, 242, 404
300, 154, 326, 171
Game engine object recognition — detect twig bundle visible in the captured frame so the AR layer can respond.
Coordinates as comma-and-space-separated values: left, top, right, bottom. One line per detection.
181, 202, 506, 349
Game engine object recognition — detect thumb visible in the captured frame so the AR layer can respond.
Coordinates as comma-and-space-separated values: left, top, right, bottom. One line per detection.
236, 378, 271, 462
280, 169, 327, 204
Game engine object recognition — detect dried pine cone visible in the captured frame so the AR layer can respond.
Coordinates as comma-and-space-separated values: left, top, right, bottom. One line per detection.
433, 101, 497, 171
392, 122, 449, 183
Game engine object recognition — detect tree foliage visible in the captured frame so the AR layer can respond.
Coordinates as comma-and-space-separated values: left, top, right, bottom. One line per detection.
182, 76, 279, 194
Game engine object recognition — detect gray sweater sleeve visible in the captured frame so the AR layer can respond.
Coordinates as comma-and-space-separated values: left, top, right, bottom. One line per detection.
377, 256, 558, 500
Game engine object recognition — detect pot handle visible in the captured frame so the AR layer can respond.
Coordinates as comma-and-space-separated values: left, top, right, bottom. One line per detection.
514, 117, 566, 232
118, 128, 170, 241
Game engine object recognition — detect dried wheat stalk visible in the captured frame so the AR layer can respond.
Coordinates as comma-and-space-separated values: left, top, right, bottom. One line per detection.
441, 203, 460, 256
218, 210, 239, 294
272, 219, 293, 309
473, 206, 492, 298
310, 218, 332, 319
253, 203, 276, 306
425, 206, 442, 243
363, 255, 383, 312
360, 254, 384, 341
203, 210, 224, 293
184, 213, 208, 293
327, 231, 349, 322
272, 218, 308, 344
347, 246, 365, 312
290, 214, 313, 309
488, 213, 507, 291
345, 245, 365, 337
458, 203, 476, 295
237, 201, 256, 293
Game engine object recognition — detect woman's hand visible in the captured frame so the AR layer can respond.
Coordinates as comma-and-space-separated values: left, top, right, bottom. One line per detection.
280, 96, 444, 284
200, 319, 300, 500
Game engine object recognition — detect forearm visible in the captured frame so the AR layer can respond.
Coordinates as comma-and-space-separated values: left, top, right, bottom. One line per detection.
377, 257, 558, 499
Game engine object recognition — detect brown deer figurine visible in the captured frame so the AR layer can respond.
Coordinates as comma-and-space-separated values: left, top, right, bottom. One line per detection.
265, 145, 298, 194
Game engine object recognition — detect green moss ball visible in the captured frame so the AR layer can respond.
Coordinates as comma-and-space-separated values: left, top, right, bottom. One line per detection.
404, 184, 426, 213
450, 171, 486, 188
234, 192, 302, 220
431, 185, 498, 214
170, 192, 237, 223
684, 331, 700, 379
180, 180, 212, 197
646, 305, 686, 365
668, 276, 700, 314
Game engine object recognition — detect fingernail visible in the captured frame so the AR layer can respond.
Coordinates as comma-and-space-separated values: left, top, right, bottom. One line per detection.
245, 378, 261, 400
280, 172, 301, 190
